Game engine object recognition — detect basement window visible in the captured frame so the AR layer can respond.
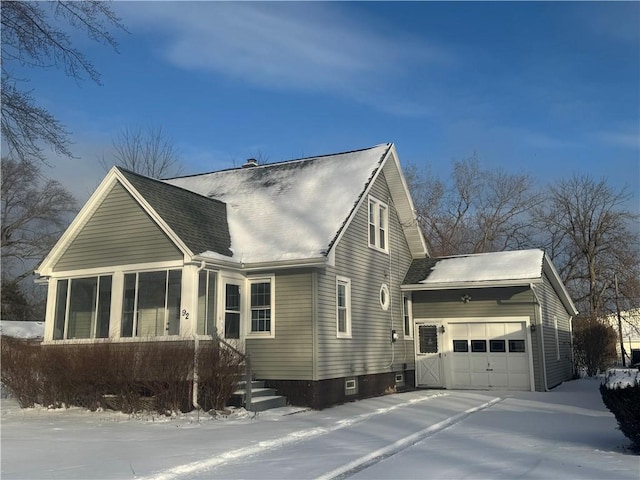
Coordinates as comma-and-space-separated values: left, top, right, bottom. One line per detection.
345, 378, 358, 395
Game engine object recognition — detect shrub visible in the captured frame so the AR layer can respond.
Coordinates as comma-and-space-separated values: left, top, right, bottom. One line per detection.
600, 369, 640, 451
1, 338, 243, 414
196, 341, 244, 411
573, 318, 618, 376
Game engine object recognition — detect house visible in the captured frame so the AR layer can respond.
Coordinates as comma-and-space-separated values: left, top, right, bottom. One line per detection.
603, 308, 640, 366
35, 143, 577, 409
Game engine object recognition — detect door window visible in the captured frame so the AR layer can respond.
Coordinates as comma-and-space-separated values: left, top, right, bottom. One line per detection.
418, 325, 438, 353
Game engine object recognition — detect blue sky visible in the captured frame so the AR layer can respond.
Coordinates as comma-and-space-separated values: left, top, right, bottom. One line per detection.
20, 1, 640, 212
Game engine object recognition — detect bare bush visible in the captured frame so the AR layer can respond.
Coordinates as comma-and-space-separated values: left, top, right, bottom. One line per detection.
197, 342, 244, 411
573, 318, 618, 376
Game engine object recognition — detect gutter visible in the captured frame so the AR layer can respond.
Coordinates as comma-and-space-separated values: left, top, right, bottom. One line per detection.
192, 256, 328, 272
401, 278, 542, 291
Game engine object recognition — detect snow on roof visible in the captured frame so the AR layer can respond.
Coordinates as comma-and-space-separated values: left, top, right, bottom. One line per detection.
165, 144, 390, 263
420, 249, 545, 285
0, 321, 44, 339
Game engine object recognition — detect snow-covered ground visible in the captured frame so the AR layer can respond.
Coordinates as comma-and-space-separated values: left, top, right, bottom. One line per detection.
1, 378, 637, 479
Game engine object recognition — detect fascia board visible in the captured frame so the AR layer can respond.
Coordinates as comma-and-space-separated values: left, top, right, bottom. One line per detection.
36, 168, 121, 277
384, 144, 429, 258
193, 255, 328, 272
326, 143, 391, 258
401, 278, 543, 291
542, 254, 579, 316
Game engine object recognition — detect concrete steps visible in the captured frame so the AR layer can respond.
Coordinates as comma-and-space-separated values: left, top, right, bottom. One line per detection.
232, 380, 287, 412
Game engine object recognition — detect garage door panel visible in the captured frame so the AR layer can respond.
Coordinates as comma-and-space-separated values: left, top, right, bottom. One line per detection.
446, 321, 531, 391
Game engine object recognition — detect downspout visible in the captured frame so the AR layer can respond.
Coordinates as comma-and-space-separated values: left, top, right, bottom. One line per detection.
531, 284, 549, 391
386, 196, 395, 369
193, 261, 206, 411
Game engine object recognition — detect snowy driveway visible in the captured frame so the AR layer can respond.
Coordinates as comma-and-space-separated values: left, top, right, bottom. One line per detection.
2, 379, 637, 479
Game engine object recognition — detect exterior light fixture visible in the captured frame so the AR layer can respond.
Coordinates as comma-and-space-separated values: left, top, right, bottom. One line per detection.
438, 325, 446, 334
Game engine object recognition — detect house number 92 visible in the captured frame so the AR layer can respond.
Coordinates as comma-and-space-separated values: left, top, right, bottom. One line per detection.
181, 309, 189, 319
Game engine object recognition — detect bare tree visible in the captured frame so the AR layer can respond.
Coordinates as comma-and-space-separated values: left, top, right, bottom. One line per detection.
101, 125, 184, 178
1, 157, 76, 283
536, 174, 640, 320
406, 154, 541, 256
1, 1, 125, 163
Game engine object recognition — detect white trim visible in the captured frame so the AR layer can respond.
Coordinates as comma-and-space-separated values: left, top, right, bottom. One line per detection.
402, 278, 543, 291
43, 260, 185, 280
246, 274, 276, 339
553, 315, 560, 361
336, 276, 352, 338
379, 283, 390, 311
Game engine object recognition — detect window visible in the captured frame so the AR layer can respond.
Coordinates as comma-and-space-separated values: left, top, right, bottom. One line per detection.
379, 283, 390, 311
53, 276, 112, 340
471, 340, 487, 352
553, 316, 560, 360
490, 340, 506, 352
197, 270, 217, 335
418, 325, 438, 353
453, 340, 468, 352
402, 295, 412, 338
249, 277, 274, 336
121, 270, 182, 337
368, 197, 389, 252
509, 339, 526, 353
224, 283, 241, 339
336, 276, 351, 338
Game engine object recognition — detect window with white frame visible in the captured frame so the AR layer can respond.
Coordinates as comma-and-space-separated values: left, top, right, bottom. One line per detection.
197, 270, 217, 336
53, 275, 112, 340
121, 269, 182, 337
402, 294, 412, 338
368, 197, 389, 252
553, 315, 560, 360
336, 276, 351, 338
249, 277, 274, 336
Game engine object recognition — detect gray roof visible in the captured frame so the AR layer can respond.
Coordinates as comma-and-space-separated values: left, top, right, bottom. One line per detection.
119, 168, 232, 257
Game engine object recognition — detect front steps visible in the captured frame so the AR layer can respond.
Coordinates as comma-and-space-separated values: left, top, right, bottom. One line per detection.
232, 380, 287, 412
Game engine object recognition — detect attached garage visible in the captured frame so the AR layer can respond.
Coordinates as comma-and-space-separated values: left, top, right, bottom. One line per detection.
404, 250, 578, 392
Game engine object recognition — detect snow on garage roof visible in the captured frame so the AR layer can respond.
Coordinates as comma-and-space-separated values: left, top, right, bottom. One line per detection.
404, 249, 545, 286
165, 144, 391, 263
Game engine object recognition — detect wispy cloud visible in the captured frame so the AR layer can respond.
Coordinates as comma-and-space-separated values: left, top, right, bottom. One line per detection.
116, 2, 448, 115
597, 129, 640, 150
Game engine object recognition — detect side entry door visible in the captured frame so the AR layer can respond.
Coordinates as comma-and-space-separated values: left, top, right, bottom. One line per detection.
415, 321, 444, 387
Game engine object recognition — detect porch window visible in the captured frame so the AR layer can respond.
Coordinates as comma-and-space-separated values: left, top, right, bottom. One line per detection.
249, 278, 274, 336
336, 276, 351, 338
121, 269, 181, 337
53, 276, 112, 340
224, 283, 241, 339
197, 270, 217, 336
368, 197, 389, 253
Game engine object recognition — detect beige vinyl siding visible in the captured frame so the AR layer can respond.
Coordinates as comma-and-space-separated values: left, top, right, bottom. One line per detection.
54, 182, 182, 272
246, 270, 313, 380
539, 273, 573, 388
315, 171, 415, 380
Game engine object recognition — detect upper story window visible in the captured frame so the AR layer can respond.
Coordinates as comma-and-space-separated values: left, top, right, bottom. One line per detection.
121, 269, 182, 338
368, 196, 389, 253
248, 277, 274, 337
53, 275, 112, 340
336, 276, 352, 338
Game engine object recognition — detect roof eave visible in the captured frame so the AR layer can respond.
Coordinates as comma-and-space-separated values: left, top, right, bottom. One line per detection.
401, 277, 543, 291
193, 255, 329, 272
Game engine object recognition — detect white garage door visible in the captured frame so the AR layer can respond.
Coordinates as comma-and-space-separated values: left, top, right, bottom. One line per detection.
448, 322, 530, 390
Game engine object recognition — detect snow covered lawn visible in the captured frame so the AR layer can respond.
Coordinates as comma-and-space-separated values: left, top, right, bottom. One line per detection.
1, 378, 637, 479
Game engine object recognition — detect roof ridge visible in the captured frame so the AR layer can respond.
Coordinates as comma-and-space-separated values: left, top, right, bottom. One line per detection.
165, 143, 392, 180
